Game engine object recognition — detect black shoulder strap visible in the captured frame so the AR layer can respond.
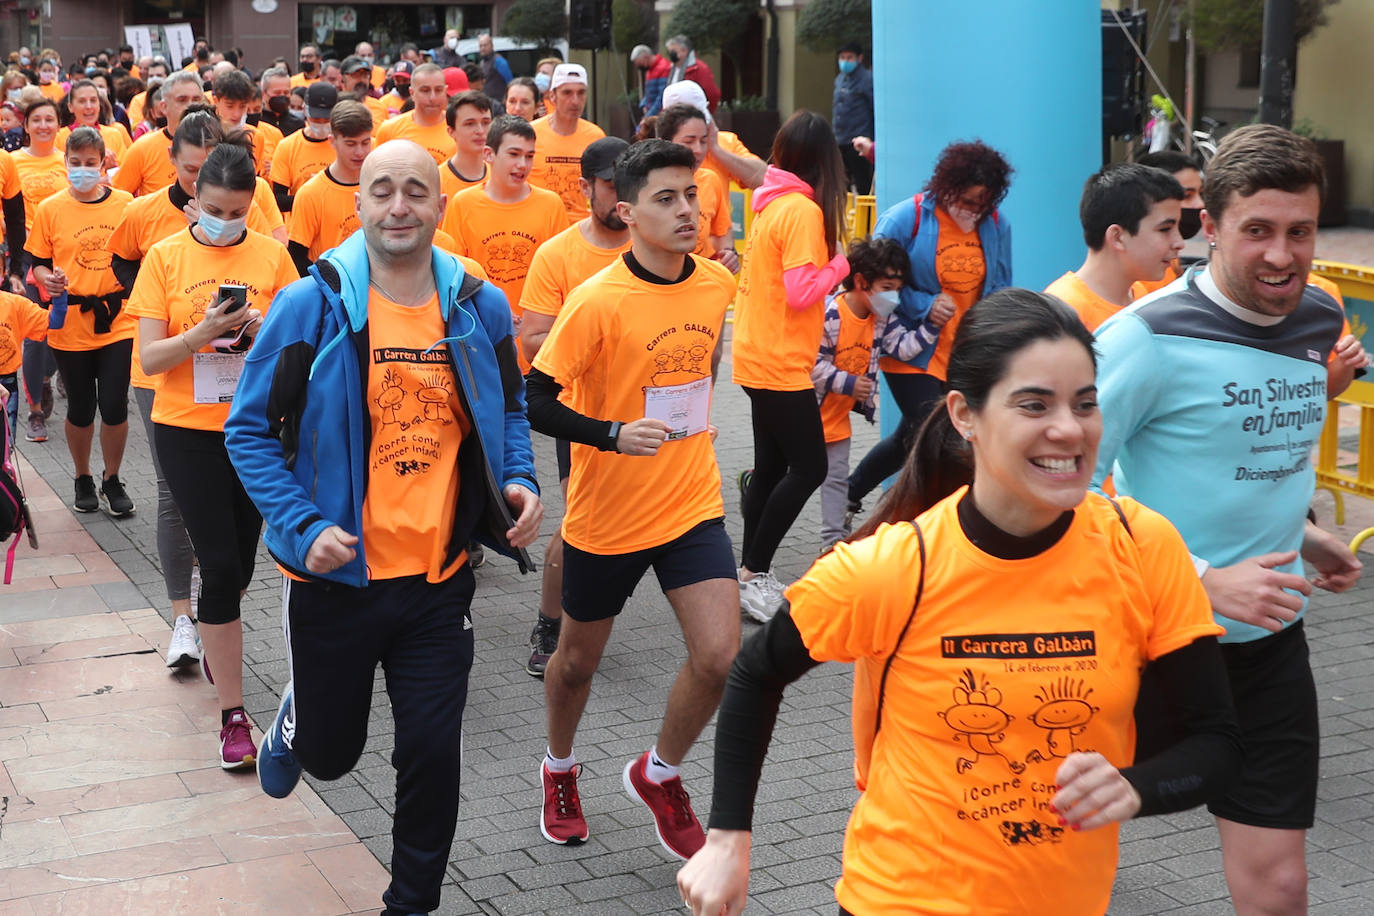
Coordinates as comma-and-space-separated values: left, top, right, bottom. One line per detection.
1108, 497, 1134, 539
874, 521, 926, 736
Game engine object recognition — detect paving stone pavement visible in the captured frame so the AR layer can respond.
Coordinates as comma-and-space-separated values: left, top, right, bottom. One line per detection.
13, 312, 1374, 915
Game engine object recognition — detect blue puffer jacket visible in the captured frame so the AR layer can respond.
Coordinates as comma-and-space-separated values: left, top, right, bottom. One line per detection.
872, 192, 1013, 368
224, 230, 539, 587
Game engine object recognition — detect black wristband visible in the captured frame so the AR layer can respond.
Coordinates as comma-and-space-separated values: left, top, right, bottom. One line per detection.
608, 420, 622, 452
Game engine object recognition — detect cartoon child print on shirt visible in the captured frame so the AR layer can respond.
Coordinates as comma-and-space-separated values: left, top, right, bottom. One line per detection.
1025, 677, 1099, 764
938, 669, 1026, 775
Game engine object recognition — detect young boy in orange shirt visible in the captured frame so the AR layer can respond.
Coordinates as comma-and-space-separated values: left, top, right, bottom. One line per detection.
1044, 163, 1185, 332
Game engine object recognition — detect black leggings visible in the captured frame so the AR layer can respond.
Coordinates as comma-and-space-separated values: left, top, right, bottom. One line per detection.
847, 371, 945, 504
741, 387, 828, 573
50, 339, 132, 428
154, 423, 261, 625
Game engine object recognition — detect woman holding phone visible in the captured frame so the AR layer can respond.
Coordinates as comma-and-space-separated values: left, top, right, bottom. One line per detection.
128, 142, 298, 770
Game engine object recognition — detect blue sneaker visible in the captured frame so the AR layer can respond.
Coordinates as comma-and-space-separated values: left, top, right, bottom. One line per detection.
258, 683, 302, 799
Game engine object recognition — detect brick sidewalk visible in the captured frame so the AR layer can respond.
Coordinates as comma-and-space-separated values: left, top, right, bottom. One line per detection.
0, 452, 390, 914
5, 314, 1374, 914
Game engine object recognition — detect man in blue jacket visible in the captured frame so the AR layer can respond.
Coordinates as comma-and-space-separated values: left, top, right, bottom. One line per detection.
225, 139, 543, 916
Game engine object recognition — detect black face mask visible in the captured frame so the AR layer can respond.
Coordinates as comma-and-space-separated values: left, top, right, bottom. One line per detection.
245, 112, 260, 126
267, 95, 290, 115
395, 83, 411, 99
299, 60, 317, 74
1179, 206, 1202, 240
667, 50, 680, 63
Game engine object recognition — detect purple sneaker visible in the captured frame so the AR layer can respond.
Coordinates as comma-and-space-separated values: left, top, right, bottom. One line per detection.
219, 709, 257, 770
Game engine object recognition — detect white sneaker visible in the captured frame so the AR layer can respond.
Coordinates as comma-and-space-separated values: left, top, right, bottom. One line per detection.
739, 571, 786, 623
166, 614, 202, 668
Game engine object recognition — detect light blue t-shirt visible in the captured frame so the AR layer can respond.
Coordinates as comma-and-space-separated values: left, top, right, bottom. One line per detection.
1092, 264, 1344, 643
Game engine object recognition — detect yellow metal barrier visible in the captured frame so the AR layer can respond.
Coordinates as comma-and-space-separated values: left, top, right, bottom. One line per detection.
1311, 260, 1374, 550
845, 192, 877, 241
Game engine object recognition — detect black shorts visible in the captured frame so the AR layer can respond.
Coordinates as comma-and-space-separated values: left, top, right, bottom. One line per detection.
555, 436, 570, 481
1207, 620, 1319, 829
561, 517, 736, 622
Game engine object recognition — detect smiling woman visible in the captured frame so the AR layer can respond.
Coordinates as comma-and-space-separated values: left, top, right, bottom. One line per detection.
677, 288, 1245, 916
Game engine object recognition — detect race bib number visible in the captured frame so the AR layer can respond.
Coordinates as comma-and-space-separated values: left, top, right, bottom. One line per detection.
192, 352, 245, 403
644, 377, 711, 440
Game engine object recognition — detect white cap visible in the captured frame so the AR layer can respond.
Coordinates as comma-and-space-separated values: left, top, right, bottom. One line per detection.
662, 79, 711, 123
551, 63, 588, 91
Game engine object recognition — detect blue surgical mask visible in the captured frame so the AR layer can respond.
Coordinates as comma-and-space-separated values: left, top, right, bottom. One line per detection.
534, 72, 551, 93
19, 56, 29, 67
6, 89, 20, 103
838, 59, 858, 75
870, 289, 901, 319
66, 165, 101, 192
196, 211, 247, 245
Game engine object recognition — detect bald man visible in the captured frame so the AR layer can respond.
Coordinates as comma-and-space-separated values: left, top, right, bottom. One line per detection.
225, 139, 542, 916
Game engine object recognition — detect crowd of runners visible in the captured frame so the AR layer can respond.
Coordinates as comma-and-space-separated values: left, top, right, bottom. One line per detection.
0, 33, 1363, 916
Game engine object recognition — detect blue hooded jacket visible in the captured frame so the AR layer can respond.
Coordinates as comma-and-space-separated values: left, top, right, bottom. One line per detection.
224, 230, 538, 587
872, 192, 1013, 369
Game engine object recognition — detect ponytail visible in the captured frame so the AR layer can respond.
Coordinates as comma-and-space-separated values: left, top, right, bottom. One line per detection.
853, 405, 971, 540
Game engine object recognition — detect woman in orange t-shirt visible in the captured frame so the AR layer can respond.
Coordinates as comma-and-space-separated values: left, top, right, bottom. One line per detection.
731, 111, 849, 622
55, 79, 130, 170
129, 143, 299, 771
28, 126, 135, 515
13, 97, 67, 443
679, 290, 1242, 916
848, 141, 1014, 523
656, 103, 738, 273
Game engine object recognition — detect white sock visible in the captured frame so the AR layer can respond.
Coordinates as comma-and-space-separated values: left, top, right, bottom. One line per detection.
644, 746, 679, 784
545, 748, 576, 773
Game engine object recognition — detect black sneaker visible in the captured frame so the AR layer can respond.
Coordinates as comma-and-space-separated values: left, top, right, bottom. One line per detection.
73, 475, 98, 513
526, 615, 561, 678
100, 473, 135, 517
736, 468, 753, 517
469, 541, 486, 569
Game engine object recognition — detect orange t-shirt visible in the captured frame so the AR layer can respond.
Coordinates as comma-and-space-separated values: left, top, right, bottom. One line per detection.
288, 167, 360, 261
700, 129, 759, 192
819, 294, 875, 443
127, 91, 147, 128
732, 191, 829, 391
0, 149, 21, 201
12, 149, 67, 231
112, 128, 176, 196
255, 120, 285, 174
1130, 262, 1182, 301
441, 183, 569, 326
126, 227, 298, 431
374, 113, 455, 165
362, 290, 471, 582
519, 221, 630, 319
431, 231, 490, 280
883, 207, 986, 379
55, 123, 131, 164
439, 158, 486, 204
38, 81, 65, 103
359, 93, 389, 128
289, 72, 320, 90
107, 184, 278, 389
787, 491, 1222, 916
272, 130, 335, 197
252, 177, 287, 238
529, 115, 605, 222
534, 254, 733, 553
693, 167, 732, 258
0, 291, 49, 374
27, 188, 134, 351
1044, 271, 1122, 334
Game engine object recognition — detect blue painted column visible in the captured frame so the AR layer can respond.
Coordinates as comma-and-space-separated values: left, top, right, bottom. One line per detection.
870, 0, 1102, 450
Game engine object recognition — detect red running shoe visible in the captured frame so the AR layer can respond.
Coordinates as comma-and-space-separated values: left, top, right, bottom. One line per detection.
622, 751, 705, 860
540, 762, 588, 845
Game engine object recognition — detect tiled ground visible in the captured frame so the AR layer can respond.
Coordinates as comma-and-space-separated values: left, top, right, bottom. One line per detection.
0, 456, 390, 915
5, 228, 1374, 914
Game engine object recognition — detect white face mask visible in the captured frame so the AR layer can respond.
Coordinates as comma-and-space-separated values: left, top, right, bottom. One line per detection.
446, 37, 458, 51
869, 289, 901, 319
304, 120, 330, 139
947, 204, 980, 235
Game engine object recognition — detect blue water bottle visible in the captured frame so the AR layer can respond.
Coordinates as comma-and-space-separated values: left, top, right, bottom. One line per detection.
48, 291, 67, 330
